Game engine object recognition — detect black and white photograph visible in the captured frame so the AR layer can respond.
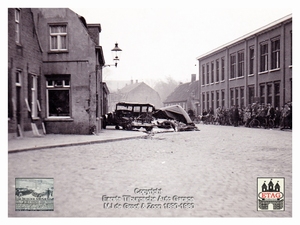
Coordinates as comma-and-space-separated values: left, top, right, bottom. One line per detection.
3, 0, 298, 224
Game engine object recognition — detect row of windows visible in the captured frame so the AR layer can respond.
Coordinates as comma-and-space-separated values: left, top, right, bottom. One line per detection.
202, 58, 225, 85
201, 81, 281, 111
11, 71, 71, 119
201, 37, 285, 85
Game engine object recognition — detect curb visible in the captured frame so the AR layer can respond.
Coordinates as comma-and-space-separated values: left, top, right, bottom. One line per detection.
8, 135, 146, 154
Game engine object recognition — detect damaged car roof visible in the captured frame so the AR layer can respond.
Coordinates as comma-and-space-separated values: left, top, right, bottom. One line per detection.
153, 105, 193, 124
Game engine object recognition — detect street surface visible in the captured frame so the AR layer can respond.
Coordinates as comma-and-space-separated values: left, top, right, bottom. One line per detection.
8, 124, 292, 217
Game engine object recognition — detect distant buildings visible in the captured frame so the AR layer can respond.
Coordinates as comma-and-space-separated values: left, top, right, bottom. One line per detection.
197, 14, 292, 113
163, 74, 200, 116
108, 80, 163, 112
8, 8, 108, 137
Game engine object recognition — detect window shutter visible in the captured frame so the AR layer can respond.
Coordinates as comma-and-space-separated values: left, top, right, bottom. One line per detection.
8, 69, 13, 118
37, 74, 42, 116
27, 73, 32, 115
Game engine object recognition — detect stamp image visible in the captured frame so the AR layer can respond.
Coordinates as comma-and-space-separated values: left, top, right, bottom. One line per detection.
15, 178, 54, 211
257, 177, 284, 211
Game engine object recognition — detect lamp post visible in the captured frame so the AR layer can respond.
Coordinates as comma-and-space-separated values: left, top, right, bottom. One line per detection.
104, 42, 122, 67
90, 42, 121, 134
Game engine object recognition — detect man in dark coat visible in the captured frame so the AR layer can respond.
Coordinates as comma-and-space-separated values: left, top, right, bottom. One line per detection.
233, 105, 239, 127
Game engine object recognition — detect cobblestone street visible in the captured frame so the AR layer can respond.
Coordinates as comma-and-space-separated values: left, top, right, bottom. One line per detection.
8, 124, 292, 217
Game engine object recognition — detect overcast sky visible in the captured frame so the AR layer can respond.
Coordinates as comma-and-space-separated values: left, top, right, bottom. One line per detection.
3, 0, 295, 85
70, 5, 293, 84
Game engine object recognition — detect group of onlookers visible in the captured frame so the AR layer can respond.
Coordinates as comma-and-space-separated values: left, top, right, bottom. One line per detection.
199, 102, 292, 130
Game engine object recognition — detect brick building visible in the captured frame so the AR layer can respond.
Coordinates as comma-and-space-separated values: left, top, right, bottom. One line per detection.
8, 8, 44, 138
8, 8, 107, 137
197, 14, 292, 114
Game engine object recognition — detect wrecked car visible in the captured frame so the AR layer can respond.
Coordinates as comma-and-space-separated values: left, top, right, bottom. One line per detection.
103, 103, 199, 132
153, 105, 199, 131
102, 102, 155, 131
15, 188, 33, 197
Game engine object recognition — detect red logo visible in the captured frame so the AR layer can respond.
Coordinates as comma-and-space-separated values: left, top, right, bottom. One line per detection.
258, 192, 284, 199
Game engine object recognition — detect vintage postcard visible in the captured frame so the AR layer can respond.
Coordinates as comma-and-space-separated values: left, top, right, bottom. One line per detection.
15, 178, 54, 211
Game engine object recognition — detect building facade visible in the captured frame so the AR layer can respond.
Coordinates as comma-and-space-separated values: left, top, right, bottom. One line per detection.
8, 8, 44, 138
197, 14, 292, 114
8, 8, 107, 137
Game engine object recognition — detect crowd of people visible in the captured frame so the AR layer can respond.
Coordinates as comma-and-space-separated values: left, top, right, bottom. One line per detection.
198, 102, 292, 130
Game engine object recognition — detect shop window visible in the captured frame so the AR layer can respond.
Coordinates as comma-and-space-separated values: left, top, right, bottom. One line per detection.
46, 75, 70, 117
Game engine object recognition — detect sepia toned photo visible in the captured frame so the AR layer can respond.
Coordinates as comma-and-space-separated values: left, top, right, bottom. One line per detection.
6, 2, 295, 222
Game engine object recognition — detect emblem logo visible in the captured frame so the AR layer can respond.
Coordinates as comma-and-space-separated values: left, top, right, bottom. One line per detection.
257, 177, 284, 211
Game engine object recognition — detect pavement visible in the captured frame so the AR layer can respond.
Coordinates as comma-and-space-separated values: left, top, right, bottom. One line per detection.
7, 127, 174, 153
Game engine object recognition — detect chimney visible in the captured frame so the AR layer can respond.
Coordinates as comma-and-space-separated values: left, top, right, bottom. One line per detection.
191, 74, 196, 82
87, 24, 101, 45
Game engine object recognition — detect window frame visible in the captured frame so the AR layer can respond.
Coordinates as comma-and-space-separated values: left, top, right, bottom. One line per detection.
46, 75, 71, 118
260, 42, 268, 72
271, 38, 280, 70
206, 64, 209, 84
211, 61, 214, 83
237, 51, 244, 77
30, 74, 38, 118
249, 46, 255, 75
202, 65, 205, 85
221, 57, 225, 81
49, 23, 68, 52
15, 9, 20, 44
230, 53, 236, 79
216, 59, 219, 82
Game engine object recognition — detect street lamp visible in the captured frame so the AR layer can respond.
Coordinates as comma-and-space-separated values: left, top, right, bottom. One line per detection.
104, 42, 122, 67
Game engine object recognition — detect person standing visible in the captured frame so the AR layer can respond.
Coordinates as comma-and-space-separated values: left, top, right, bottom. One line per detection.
233, 105, 239, 127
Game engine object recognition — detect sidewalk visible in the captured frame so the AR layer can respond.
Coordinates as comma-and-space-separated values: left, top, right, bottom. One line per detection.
8, 127, 150, 153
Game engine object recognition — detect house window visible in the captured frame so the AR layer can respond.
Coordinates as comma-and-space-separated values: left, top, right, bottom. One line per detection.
238, 51, 244, 77
221, 89, 225, 107
30, 75, 38, 118
240, 87, 244, 108
221, 57, 225, 81
202, 65, 205, 85
260, 84, 265, 104
211, 62, 214, 83
235, 88, 239, 106
216, 90, 220, 108
260, 43, 268, 72
271, 38, 280, 69
230, 54, 236, 79
230, 89, 234, 107
206, 92, 209, 110
49, 24, 67, 51
274, 82, 280, 108
216, 59, 219, 82
16, 70, 22, 86
206, 64, 209, 84
249, 47, 254, 74
211, 91, 214, 110
15, 9, 20, 44
46, 75, 70, 117
202, 93, 205, 111
248, 86, 254, 104
267, 83, 272, 105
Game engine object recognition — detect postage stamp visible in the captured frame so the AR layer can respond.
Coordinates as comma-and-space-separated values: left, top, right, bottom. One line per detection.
15, 178, 54, 211
257, 177, 285, 211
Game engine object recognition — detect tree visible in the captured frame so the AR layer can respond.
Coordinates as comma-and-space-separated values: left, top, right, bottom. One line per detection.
153, 76, 179, 102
